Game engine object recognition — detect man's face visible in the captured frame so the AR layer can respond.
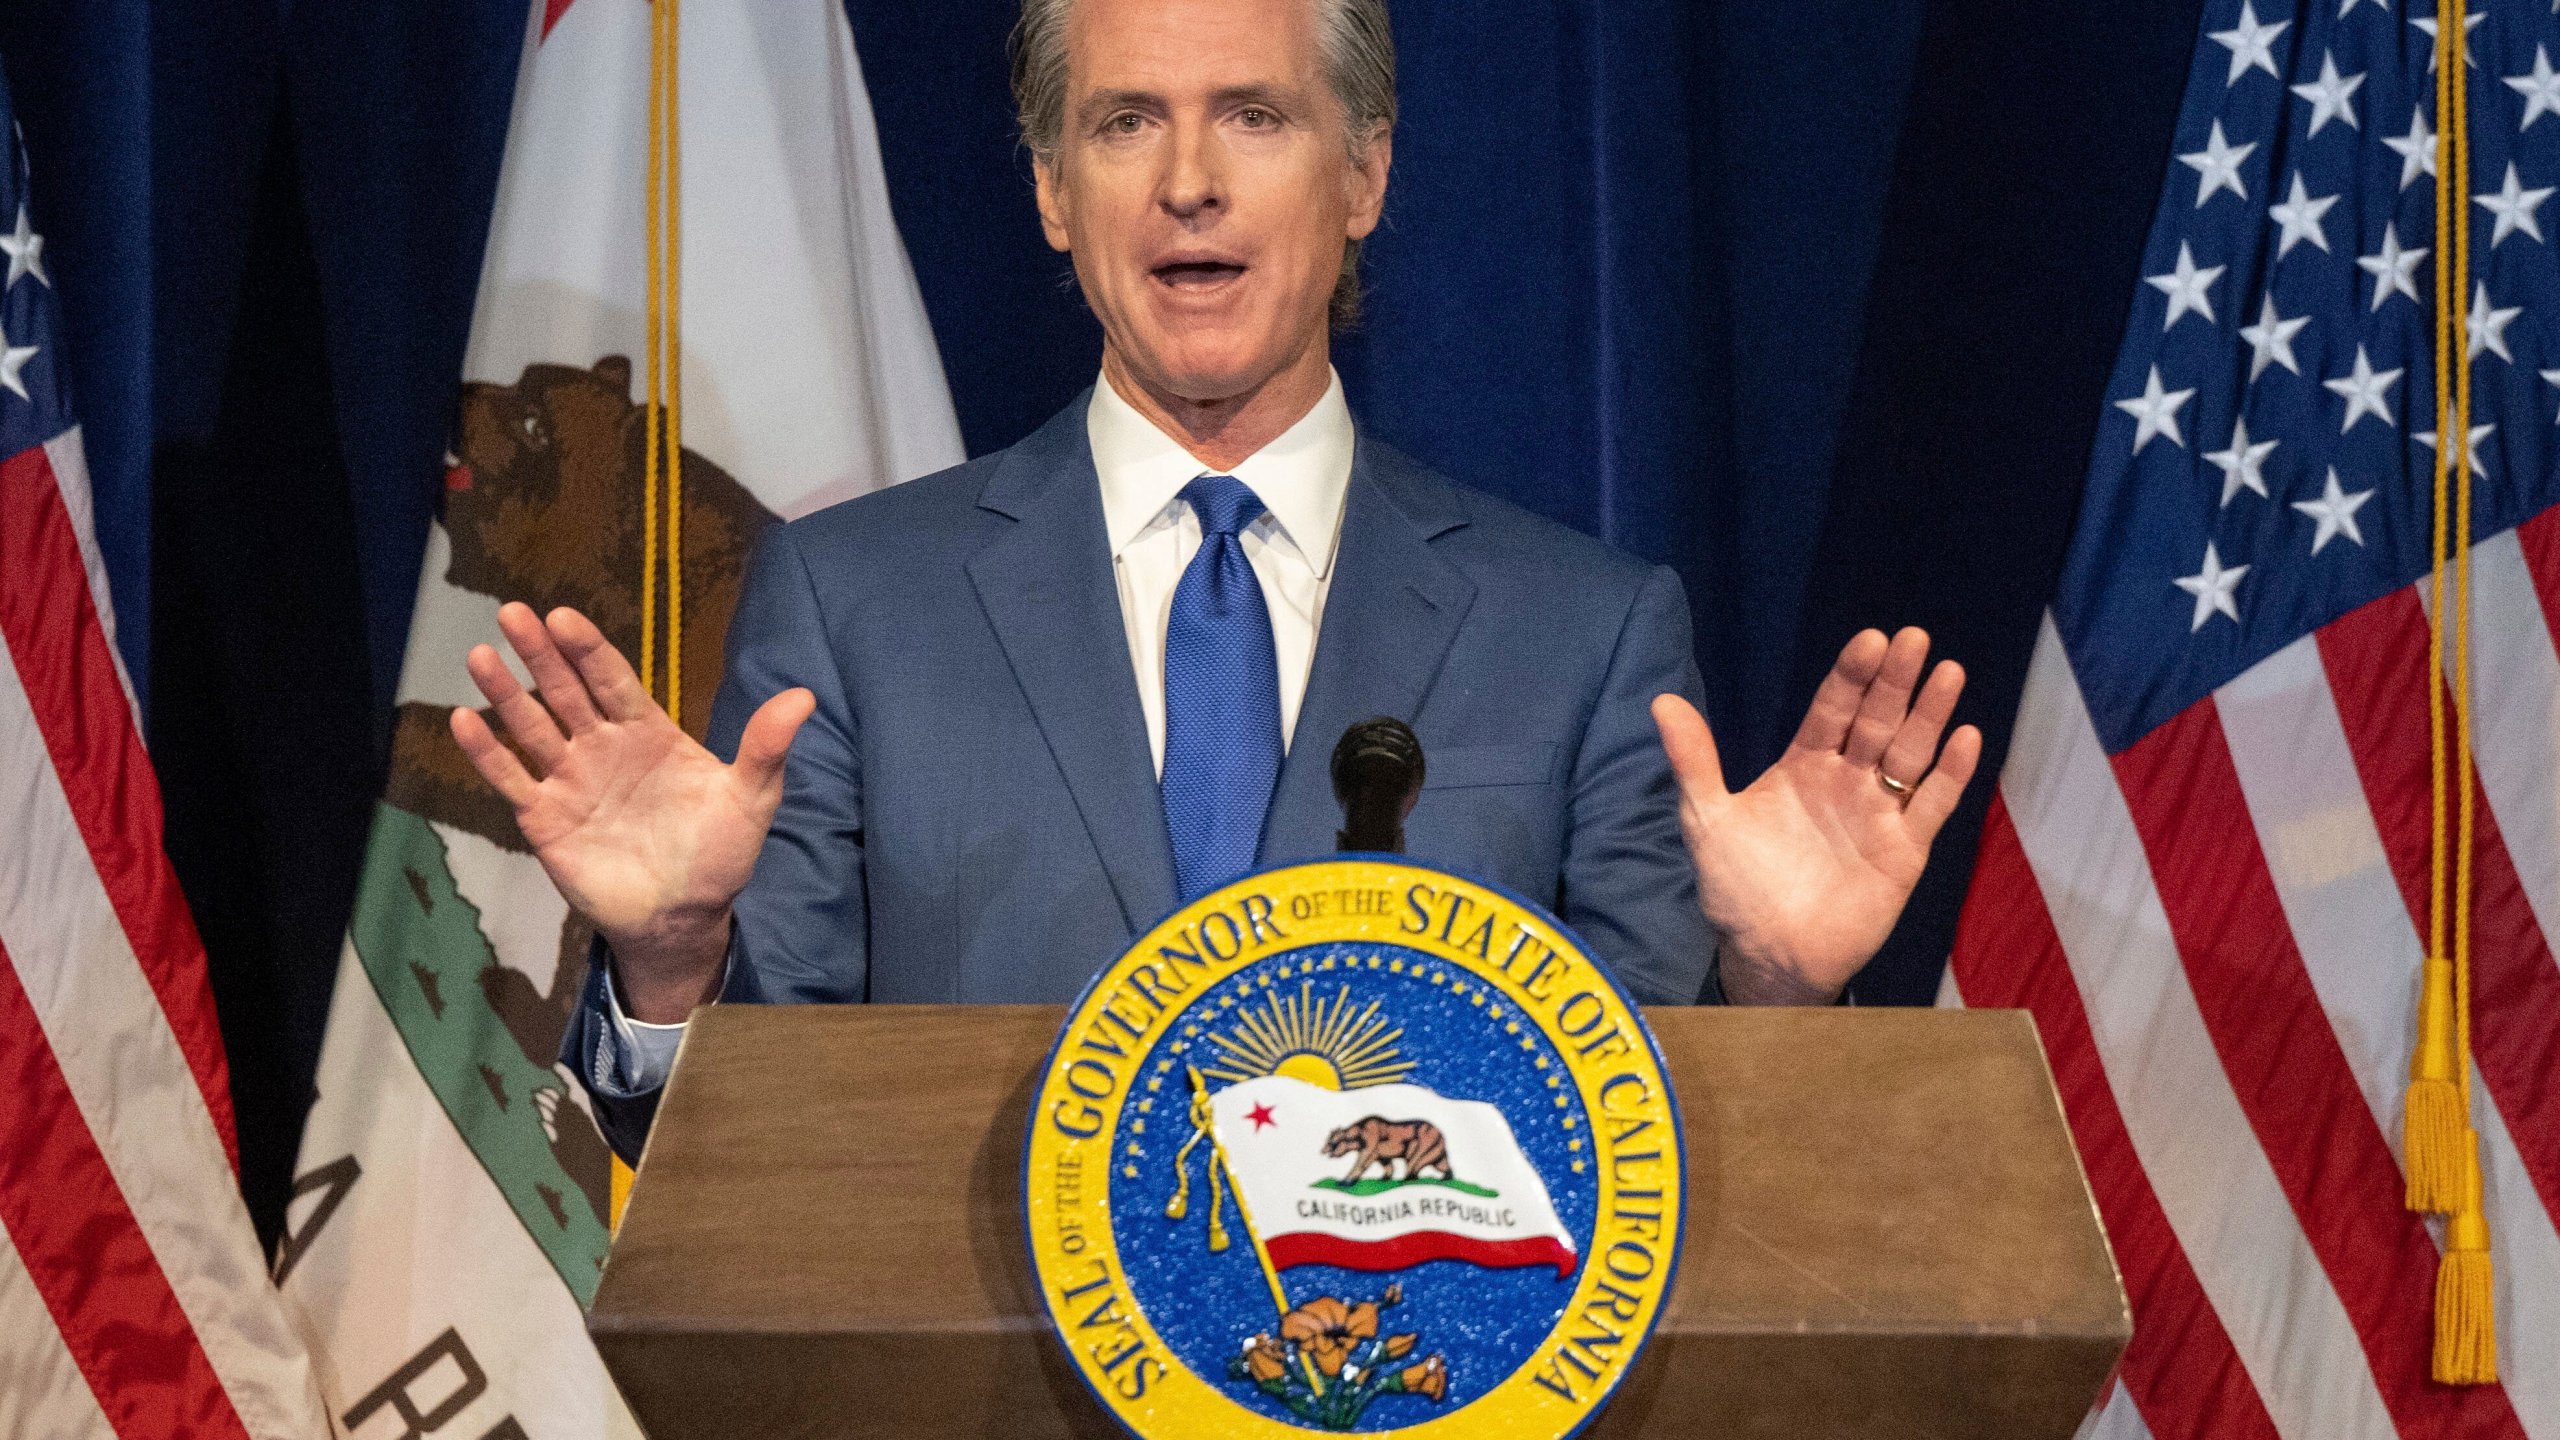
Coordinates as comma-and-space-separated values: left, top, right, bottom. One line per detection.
1036, 0, 1390, 404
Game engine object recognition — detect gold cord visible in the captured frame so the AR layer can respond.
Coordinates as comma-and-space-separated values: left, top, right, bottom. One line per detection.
2412, 0, 2495, 1383
663, 0, 685, 729
2448, 0, 2476, 1137
641, 0, 685, 726
614, 0, 687, 1238
640, 0, 664, 699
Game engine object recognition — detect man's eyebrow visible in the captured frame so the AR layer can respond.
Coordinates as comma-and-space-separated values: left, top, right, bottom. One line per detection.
1207, 82, 1310, 110
1077, 88, 1166, 123
1075, 82, 1314, 124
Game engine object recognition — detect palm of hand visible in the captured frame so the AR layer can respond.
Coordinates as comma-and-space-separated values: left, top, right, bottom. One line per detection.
447, 603, 813, 987
514, 711, 771, 937
1652, 628, 1982, 1005
1682, 746, 1931, 995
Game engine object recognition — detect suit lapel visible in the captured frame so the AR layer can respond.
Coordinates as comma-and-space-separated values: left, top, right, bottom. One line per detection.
967, 400, 1180, 931
1261, 437, 1475, 862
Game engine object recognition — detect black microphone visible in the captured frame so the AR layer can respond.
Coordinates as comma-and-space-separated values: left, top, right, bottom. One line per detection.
1331, 717, 1426, 854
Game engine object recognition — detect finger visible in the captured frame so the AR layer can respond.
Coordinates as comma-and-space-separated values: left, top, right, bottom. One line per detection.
1649, 694, 1730, 806
546, 606, 660, 724
1876, 659, 1966, 789
1791, 629, 1890, 754
449, 703, 543, 810
1840, 627, 1932, 769
733, 688, 817, 799
497, 601, 601, 734
462, 643, 568, 770
1904, 724, 1983, 845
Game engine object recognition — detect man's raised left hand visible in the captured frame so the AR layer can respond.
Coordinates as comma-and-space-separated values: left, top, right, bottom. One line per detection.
1650, 627, 1982, 1006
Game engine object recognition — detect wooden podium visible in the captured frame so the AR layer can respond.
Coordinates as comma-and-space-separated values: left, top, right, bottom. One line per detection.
589, 1006, 2127, 1438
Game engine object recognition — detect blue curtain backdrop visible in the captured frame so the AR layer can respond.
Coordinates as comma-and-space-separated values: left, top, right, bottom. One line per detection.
0, 0, 2203, 1244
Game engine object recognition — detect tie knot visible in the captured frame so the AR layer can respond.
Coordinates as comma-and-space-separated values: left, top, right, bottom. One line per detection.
1182, 473, 1268, 539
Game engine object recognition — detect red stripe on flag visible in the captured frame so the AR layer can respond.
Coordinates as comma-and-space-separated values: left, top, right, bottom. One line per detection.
2114, 701, 2525, 1438
0, 935, 255, 1440
1265, 1232, 1578, 1278
0, 446, 234, 1166
1953, 800, 2280, 1440
2315, 588, 2560, 1226
2514, 505, 2560, 645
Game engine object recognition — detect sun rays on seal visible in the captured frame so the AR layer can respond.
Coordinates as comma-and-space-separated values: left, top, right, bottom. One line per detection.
1202, 980, 1415, 1091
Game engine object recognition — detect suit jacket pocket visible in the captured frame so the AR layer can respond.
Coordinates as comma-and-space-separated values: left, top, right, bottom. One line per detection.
1421, 742, 1561, 790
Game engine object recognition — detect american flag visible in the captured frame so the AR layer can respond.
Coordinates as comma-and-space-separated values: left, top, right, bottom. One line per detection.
0, 71, 327, 1438
1945, 0, 2560, 1436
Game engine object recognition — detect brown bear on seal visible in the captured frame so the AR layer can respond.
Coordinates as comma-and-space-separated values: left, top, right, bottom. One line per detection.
1324, 1117, 1455, 1185
384, 354, 778, 1228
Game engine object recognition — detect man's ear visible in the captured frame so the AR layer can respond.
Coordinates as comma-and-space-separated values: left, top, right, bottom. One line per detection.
1033, 157, 1074, 254
1344, 130, 1392, 242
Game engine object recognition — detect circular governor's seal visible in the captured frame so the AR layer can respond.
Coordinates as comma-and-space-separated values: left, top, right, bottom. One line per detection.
1025, 858, 1685, 1438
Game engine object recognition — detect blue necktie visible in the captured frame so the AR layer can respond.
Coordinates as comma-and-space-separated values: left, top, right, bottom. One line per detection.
1161, 474, 1283, 901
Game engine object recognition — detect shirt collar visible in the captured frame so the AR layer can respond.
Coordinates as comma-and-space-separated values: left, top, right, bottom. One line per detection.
1086, 367, 1355, 579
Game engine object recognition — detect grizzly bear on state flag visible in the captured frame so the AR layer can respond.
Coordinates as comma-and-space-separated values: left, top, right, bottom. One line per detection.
383, 354, 776, 1228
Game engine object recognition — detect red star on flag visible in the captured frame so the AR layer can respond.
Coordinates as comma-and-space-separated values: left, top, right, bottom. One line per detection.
1246, 1102, 1277, 1131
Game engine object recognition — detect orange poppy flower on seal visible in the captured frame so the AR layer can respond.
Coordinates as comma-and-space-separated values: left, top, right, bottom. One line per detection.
1396, 1354, 1449, 1401
1280, 1297, 1379, 1377
1239, 1333, 1289, 1383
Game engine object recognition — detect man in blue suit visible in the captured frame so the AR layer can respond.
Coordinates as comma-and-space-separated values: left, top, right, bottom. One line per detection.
451, 0, 1982, 1160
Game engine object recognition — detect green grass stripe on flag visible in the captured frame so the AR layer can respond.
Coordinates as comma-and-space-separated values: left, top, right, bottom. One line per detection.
348, 803, 612, 1301
1310, 1176, 1501, 1199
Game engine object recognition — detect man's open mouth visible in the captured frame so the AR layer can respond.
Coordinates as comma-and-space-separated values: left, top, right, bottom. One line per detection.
1153, 259, 1247, 288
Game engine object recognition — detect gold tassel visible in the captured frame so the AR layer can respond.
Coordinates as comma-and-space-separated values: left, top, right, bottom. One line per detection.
1166, 1079, 1217, 1222
2403, 957, 2465, 1213
2433, 1129, 2498, 1384
1165, 1127, 1200, 1220
1206, 1152, 1230, 1253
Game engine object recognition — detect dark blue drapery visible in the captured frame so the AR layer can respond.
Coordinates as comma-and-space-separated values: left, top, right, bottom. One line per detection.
0, 0, 2201, 1242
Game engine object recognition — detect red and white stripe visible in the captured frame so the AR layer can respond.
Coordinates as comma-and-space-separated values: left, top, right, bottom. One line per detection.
0, 428, 329, 1439
1949, 505, 2560, 1439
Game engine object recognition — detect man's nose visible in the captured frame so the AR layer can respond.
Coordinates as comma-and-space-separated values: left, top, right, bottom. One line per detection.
1160, 120, 1224, 219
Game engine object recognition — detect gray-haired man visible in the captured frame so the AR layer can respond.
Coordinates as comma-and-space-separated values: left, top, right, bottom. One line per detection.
450, 0, 1981, 1157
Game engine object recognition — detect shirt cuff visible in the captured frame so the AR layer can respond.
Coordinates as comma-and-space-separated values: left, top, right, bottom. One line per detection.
600, 955, 722, 1093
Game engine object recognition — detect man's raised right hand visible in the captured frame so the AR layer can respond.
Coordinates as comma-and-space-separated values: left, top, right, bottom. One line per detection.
451, 602, 814, 1023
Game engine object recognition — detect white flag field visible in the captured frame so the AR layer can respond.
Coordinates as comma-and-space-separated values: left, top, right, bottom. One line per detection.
274, 0, 962, 1433
1210, 1076, 1578, 1276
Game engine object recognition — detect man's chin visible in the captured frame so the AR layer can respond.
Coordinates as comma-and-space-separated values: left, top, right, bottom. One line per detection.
1121, 349, 1282, 408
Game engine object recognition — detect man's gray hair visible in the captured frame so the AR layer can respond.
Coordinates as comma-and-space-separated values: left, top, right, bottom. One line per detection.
1008, 0, 1397, 327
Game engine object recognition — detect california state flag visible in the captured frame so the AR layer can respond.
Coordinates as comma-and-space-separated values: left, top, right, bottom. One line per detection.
275, 0, 960, 1434
1210, 1077, 1578, 1276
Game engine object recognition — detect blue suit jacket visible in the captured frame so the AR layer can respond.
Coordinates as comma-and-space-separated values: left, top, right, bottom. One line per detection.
567, 396, 1716, 1158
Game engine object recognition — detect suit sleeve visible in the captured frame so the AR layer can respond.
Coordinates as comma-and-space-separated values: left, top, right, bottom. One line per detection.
558, 521, 870, 1159
1556, 564, 1721, 1006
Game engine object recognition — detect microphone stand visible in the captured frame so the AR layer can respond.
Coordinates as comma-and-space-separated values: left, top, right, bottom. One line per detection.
1331, 717, 1425, 854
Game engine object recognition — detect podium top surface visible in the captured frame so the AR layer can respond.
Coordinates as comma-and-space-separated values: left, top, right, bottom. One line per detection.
592, 1005, 2126, 1347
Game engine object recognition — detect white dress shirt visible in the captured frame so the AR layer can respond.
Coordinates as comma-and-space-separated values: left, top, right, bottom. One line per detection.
604, 370, 1359, 1088
1091, 367, 1355, 773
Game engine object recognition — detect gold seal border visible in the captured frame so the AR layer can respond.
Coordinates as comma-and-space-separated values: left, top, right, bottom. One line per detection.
1024, 858, 1685, 1440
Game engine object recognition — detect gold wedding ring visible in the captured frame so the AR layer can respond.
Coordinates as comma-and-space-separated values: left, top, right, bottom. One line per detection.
1876, 769, 1916, 806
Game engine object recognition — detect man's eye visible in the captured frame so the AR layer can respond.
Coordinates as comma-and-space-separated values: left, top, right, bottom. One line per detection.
1106, 113, 1145, 134
1238, 108, 1273, 127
